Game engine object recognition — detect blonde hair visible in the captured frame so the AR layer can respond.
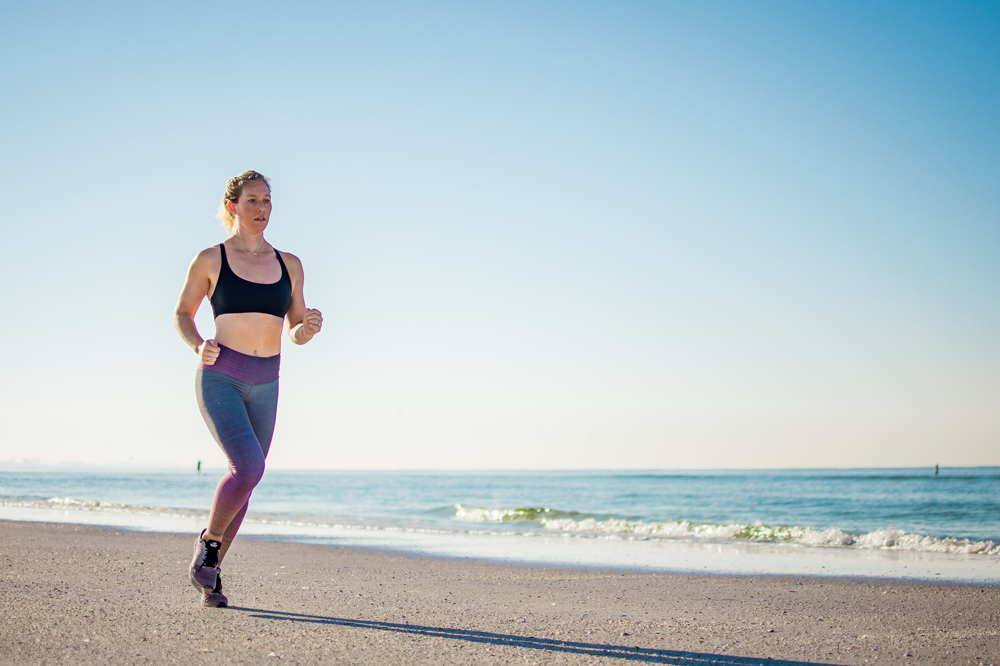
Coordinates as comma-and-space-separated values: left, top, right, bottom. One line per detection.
216, 170, 271, 234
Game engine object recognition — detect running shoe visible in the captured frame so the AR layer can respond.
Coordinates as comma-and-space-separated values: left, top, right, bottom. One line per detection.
189, 530, 221, 591
202, 571, 228, 608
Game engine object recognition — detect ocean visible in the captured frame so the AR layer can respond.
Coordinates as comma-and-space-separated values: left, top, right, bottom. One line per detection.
2, 467, 998, 583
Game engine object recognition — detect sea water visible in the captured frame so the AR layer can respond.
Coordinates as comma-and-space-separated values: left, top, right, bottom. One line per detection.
2, 468, 998, 582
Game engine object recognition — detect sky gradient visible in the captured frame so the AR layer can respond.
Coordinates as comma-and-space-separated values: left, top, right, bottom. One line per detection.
1, 1, 997, 469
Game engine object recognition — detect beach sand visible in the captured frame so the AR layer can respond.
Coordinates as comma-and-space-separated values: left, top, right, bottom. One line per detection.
1, 521, 997, 665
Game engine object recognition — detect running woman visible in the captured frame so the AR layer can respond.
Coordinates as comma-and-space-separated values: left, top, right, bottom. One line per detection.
174, 170, 323, 607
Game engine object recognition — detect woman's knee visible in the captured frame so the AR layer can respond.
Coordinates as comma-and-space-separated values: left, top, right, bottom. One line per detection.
230, 451, 266, 491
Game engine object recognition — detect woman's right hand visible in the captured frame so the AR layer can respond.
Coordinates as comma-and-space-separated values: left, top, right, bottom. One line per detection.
198, 339, 221, 365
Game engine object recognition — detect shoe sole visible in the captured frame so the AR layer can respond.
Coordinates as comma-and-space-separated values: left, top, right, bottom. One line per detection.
202, 592, 228, 608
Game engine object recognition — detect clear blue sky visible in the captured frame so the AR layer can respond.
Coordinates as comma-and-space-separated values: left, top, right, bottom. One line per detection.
1, 1, 997, 469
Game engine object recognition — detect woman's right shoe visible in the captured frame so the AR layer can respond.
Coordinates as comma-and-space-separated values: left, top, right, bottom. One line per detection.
202, 571, 228, 608
189, 530, 221, 591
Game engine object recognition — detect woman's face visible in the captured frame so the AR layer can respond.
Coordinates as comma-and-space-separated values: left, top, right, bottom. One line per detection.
230, 181, 272, 234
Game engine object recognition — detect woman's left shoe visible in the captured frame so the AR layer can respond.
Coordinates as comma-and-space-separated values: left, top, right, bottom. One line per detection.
189, 530, 221, 591
202, 571, 228, 608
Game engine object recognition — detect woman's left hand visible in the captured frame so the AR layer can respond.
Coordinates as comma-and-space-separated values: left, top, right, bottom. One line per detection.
302, 308, 323, 338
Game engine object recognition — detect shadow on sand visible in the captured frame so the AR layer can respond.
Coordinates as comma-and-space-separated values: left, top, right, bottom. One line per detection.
234, 607, 841, 665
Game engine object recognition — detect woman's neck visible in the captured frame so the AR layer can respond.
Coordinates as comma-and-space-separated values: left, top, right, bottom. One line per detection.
232, 230, 267, 256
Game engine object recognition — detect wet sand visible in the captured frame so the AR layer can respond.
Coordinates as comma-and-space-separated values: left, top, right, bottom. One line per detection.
2, 520, 997, 665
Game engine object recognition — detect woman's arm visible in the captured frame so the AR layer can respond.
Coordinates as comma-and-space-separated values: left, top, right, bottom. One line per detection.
174, 248, 222, 364
282, 252, 323, 345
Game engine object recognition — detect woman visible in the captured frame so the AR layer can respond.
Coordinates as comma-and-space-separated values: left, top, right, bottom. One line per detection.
174, 170, 322, 607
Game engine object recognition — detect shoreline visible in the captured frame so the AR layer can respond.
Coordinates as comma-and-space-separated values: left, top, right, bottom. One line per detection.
3, 504, 998, 584
255, 533, 999, 588
3, 520, 998, 665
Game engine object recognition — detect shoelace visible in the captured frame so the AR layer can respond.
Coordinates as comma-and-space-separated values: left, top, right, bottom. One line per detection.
203, 540, 221, 568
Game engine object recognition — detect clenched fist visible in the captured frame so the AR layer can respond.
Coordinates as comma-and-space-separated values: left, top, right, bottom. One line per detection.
302, 308, 323, 337
198, 339, 221, 365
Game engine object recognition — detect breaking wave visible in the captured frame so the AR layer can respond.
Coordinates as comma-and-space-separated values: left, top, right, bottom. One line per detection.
0, 496, 208, 519
4, 496, 998, 556
451, 504, 1000, 555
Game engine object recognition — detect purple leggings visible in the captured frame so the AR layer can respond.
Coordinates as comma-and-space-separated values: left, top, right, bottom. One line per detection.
195, 345, 279, 558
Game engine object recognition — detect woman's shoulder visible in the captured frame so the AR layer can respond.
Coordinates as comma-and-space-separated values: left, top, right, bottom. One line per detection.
277, 249, 303, 271
188, 243, 223, 272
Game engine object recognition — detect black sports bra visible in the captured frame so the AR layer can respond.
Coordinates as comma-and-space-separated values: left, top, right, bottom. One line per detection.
210, 243, 292, 319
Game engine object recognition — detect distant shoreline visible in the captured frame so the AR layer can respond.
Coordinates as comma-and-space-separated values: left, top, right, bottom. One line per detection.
5, 464, 999, 472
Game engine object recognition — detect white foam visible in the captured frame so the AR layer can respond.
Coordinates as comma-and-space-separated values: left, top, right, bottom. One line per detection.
3, 498, 999, 582
3, 502, 999, 583
450, 505, 1000, 556
541, 518, 1000, 555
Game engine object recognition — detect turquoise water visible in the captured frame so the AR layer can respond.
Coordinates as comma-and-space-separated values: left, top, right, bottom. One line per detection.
1, 468, 997, 554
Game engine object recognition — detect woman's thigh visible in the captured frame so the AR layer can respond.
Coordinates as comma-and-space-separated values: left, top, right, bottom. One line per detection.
244, 380, 278, 459
195, 369, 262, 464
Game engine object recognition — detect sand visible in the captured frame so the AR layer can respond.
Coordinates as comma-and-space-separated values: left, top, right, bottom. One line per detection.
1, 521, 997, 665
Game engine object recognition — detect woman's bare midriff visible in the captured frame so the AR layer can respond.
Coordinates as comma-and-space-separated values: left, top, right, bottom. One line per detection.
214, 312, 284, 357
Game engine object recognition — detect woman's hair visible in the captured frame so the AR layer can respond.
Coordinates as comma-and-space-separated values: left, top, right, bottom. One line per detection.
216, 170, 271, 234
